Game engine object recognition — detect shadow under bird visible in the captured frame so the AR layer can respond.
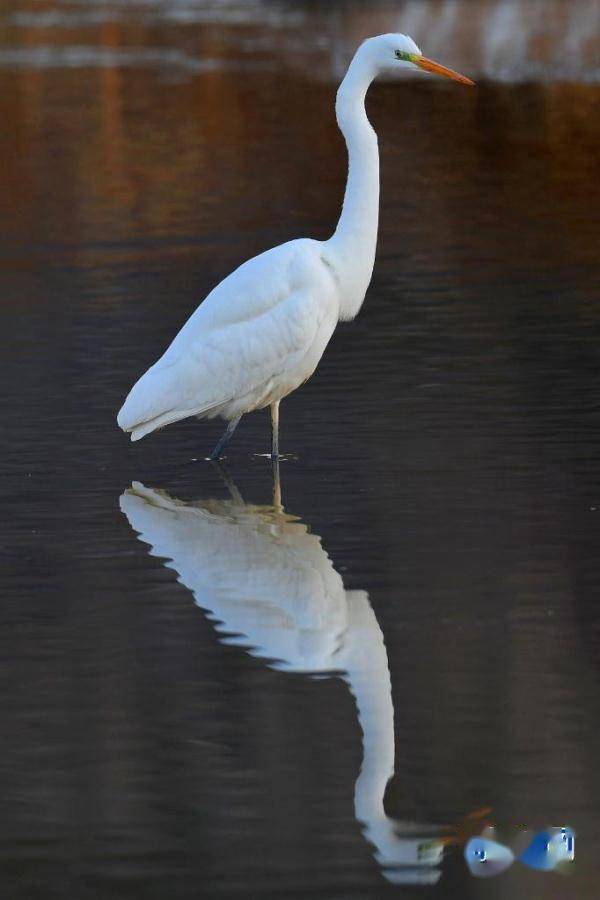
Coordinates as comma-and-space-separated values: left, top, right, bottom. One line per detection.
117, 34, 473, 459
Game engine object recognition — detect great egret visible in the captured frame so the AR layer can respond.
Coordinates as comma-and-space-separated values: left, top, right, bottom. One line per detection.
117, 34, 473, 458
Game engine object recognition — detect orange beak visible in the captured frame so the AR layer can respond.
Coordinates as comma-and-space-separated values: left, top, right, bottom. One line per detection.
415, 55, 474, 86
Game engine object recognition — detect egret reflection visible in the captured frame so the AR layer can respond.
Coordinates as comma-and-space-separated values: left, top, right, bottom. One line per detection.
119, 472, 575, 885
120, 473, 446, 885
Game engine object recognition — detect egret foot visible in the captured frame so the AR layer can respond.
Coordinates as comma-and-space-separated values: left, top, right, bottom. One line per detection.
209, 415, 241, 461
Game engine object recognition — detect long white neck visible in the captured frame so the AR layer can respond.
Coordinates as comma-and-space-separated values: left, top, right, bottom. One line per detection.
325, 47, 380, 321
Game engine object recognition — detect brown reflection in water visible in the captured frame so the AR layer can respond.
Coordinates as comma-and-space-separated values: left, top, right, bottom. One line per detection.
2, 62, 597, 323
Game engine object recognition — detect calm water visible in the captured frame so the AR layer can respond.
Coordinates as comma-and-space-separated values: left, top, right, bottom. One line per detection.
2, 2, 600, 898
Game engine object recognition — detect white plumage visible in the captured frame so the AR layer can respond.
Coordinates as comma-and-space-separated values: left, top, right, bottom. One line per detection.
118, 240, 338, 443
117, 34, 472, 457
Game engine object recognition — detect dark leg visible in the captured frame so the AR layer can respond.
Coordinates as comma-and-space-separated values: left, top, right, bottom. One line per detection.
271, 401, 280, 461
209, 415, 241, 460
210, 459, 244, 505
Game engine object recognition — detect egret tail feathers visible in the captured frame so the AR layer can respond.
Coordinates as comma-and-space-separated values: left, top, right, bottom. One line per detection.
117, 358, 232, 441
126, 399, 228, 442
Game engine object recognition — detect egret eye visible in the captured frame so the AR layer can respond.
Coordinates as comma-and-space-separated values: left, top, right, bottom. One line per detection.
395, 50, 414, 62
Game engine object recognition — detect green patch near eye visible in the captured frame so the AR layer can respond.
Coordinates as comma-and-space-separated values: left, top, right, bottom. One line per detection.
395, 50, 415, 62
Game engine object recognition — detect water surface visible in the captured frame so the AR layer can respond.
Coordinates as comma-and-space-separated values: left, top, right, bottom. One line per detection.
1, 2, 599, 898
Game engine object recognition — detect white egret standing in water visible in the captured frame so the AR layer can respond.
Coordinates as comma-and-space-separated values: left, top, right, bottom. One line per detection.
117, 35, 473, 458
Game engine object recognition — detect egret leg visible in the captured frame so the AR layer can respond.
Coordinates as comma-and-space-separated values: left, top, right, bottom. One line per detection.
271, 400, 280, 461
209, 415, 241, 460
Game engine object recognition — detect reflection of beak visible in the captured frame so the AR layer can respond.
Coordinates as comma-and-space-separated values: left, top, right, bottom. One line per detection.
415, 55, 475, 86
439, 806, 494, 847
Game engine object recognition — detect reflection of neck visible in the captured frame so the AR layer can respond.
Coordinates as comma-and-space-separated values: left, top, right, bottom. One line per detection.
338, 591, 442, 883
338, 591, 394, 831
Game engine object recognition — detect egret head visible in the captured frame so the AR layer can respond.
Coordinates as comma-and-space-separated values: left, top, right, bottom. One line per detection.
364, 33, 474, 85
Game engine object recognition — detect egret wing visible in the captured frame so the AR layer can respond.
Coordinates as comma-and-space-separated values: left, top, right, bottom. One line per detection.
190, 287, 327, 401
118, 240, 335, 439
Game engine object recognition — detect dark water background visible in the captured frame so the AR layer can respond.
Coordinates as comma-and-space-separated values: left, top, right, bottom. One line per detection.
1, 1, 599, 897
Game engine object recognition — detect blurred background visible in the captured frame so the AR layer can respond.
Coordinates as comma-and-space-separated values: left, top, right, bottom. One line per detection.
1, 2, 599, 899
